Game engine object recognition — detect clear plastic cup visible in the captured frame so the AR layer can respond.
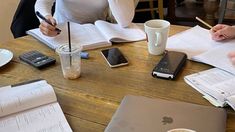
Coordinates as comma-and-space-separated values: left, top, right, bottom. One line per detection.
56, 44, 81, 79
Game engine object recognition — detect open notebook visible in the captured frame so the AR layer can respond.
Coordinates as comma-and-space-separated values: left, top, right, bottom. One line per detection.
166, 25, 235, 74
27, 20, 146, 51
0, 80, 72, 132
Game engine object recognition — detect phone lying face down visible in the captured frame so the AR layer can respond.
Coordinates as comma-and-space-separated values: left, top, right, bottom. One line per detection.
152, 51, 187, 79
101, 48, 128, 68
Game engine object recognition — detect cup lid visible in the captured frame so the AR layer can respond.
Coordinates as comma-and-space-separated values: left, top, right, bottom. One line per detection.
56, 44, 81, 54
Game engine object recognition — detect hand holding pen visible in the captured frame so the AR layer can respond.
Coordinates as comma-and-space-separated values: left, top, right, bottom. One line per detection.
36, 11, 61, 37
195, 17, 235, 41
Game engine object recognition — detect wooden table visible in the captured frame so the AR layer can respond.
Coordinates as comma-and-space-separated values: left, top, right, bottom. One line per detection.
0, 25, 234, 132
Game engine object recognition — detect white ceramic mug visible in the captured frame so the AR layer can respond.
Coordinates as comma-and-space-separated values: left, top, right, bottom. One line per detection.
144, 19, 170, 55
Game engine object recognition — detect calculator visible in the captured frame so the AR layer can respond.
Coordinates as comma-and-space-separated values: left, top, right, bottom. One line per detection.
19, 50, 56, 69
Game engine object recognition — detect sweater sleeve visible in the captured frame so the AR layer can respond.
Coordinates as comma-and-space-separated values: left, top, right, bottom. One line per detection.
35, 0, 55, 21
108, 0, 139, 28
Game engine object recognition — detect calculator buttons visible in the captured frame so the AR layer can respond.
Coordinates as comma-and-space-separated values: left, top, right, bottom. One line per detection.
19, 51, 56, 69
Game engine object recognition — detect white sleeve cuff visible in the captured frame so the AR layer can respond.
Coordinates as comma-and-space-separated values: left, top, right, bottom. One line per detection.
108, 0, 136, 27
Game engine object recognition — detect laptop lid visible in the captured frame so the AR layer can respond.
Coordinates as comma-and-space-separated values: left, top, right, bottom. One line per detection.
105, 95, 227, 132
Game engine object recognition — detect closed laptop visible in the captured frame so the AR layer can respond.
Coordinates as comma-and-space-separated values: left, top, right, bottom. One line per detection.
105, 95, 227, 132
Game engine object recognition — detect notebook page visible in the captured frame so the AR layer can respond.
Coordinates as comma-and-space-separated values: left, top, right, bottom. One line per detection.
95, 20, 146, 42
184, 68, 235, 104
0, 102, 72, 132
166, 25, 222, 59
0, 80, 56, 117
27, 22, 110, 50
227, 95, 235, 111
193, 43, 235, 74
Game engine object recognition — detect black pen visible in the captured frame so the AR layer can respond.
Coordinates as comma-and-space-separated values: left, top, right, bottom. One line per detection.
35, 11, 61, 33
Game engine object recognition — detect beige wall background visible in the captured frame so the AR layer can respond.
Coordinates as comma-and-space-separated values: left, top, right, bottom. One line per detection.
0, 0, 19, 43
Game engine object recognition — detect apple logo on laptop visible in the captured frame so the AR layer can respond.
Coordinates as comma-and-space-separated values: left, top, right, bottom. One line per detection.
162, 116, 173, 125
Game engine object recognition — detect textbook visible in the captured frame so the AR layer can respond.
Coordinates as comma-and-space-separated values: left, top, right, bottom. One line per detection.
0, 80, 72, 132
166, 25, 235, 75
184, 68, 235, 111
27, 20, 146, 51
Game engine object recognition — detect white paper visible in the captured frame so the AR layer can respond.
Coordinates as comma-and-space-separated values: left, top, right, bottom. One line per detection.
0, 80, 72, 132
193, 43, 235, 74
95, 20, 146, 42
185, 68, 235, 109
27, 22, 110, 50
0, 80, 57, 117
166, 26, 222, 59
0, 103, 72, 132
27, 20, 146, 51
227, 95, 235, 110
166, 25, 235, 74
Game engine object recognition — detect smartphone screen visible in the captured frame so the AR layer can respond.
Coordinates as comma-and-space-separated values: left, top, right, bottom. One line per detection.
101, 48, 128, 68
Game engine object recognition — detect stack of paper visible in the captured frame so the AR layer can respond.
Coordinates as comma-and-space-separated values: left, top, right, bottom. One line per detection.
166, 25, 235, 74
184, 68, 235, 110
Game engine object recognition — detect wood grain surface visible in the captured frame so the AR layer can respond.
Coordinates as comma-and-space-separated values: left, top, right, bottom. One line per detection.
0, 25, 234, 132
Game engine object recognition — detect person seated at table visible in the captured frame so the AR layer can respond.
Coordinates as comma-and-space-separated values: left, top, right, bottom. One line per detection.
35, 0, 139, 37
210, 24, 235, 65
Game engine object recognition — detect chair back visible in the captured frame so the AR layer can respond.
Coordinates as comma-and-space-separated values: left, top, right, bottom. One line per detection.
10, 0, 39, 38
136, 0, 164, 19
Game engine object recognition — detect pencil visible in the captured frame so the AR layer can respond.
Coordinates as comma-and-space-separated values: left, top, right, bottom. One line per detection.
195, 17, 213, 29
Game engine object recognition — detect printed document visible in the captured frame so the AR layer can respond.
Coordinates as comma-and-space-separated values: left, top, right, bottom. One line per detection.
0, 80, 72, 132
184, 68, 235, 110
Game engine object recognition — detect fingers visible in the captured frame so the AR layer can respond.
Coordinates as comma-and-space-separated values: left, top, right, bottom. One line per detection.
210, 24, 229, 41
211, 30, 226, 41
211, 35, 226, 41
39, 21, 59, 37
211, 24, 226, 32
39, 16, 59, 37
45, 15, 57, 26
228, 51, 235, 58
228, 51, 235, 65
230, 58, 235, 65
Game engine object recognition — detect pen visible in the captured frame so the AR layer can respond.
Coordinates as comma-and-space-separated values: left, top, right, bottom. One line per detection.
35, 11, 61, 33
195, 17, 213, 29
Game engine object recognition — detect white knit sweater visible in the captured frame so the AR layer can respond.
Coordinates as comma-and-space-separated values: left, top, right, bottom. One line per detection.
35, 0, 139, 27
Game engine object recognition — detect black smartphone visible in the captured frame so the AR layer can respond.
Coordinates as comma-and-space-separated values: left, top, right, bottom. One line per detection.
152, 51, 187, 79
101, 48, 128, 68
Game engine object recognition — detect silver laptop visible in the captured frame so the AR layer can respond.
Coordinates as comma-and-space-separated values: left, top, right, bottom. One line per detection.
105, 95, 226, 132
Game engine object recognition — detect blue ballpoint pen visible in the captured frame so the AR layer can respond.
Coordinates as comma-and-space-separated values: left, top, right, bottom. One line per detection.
35, 11, 61, 33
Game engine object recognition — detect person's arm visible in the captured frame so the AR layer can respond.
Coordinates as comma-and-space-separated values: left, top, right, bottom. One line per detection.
108, 0, 139, 27
35, 0, 55, 19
